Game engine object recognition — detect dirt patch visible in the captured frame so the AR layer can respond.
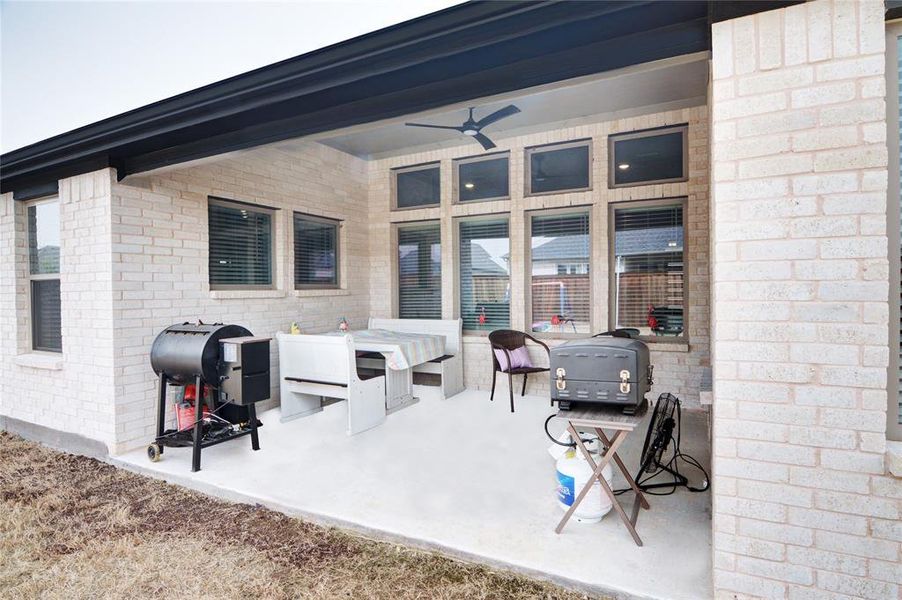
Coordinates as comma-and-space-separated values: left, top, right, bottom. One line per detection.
0, 432, 598, 599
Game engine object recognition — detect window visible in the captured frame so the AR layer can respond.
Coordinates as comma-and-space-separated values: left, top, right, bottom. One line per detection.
609, 125, 688, 188
208, 198, 274, 289
27, 198, 61, 352
529, 211, 590, 334
611, 200, 685, 339
459, 218, 510, 331
294, 213, 339, 289
887, 23, 902, 439
455, 154, 509, 202
526, 140, 591, 195
397, 222, 441, 318
393, 163, 440, 209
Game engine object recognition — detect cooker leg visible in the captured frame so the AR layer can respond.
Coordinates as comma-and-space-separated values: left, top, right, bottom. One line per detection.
248, 404, 260, 451
191, 375, 204, 472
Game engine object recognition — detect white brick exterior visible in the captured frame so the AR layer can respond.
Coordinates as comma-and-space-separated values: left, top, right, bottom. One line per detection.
711, 1, 901, 598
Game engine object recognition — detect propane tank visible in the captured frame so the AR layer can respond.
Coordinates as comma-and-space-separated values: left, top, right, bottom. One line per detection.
555, 440, 613, 523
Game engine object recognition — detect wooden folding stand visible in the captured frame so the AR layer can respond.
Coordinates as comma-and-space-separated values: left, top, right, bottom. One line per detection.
554, 402, 650, 546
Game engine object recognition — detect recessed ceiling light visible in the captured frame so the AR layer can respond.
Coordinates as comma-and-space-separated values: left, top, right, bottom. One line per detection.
618, 163, 630, 170
464, 182, 475, 189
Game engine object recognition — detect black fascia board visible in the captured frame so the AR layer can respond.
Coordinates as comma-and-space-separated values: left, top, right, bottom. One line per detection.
1, 0, 798, 195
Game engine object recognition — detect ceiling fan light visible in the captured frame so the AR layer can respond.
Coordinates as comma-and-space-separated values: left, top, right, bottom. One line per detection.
464, 182, 475, 189
618, 163, 630, 170
463, 129, 478, 136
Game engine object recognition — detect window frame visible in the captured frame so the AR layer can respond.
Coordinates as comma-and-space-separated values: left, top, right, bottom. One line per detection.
26, 196, 62, 353
293, 212, 341, 291
524, 139, 593, 197
395, 219, 443, 319
453, 151, 511, 204
607, 196, 689, 344
608, 124, 689, 189
454, 213, 512, 335
391, 161, 441, 211
525, 206, 593, 338
207, 196, 277, 291
885, 22, 902, 441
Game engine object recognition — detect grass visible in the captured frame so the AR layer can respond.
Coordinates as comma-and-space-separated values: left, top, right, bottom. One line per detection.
0, 432, 596, 600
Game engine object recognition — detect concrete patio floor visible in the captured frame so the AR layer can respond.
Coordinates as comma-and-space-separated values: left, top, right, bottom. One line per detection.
115, 386, 712, 600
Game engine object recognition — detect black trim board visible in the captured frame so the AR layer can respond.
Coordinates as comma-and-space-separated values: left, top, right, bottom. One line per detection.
2, 1, 800, 196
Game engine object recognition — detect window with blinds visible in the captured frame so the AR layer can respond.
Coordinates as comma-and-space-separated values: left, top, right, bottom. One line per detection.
28, 199, 61, 352
529, 211, 590, 334
527, 141, 591, 195
459, 219, 510, 331
208, 199, 274, 289
397, 222, 442, 318
294, 213, 339, 289
394, 163, 440, 209
612, 202, 685, 338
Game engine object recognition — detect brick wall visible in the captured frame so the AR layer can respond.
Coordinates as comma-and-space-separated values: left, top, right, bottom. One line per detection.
106, 142, 370, 451
710, 1, 901, 598
0, 171, 118, 445
368, 106, 712, 406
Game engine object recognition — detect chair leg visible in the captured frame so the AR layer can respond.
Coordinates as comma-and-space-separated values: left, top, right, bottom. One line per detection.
508, 371, 515, 413
490, 369, 496, 401
521, 372, 528, 396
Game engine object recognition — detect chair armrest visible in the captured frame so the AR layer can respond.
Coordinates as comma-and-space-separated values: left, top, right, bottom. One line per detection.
524, 334, 550, 356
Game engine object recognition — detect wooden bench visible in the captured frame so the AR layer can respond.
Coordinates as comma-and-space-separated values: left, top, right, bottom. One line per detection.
367, 317, 464, 399
276, 332, 387, 435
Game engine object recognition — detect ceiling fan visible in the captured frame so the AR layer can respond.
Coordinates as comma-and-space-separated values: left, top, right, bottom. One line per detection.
404, 104, 521, 151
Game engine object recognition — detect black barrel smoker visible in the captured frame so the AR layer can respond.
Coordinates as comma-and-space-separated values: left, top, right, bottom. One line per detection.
148, 322, 270, 472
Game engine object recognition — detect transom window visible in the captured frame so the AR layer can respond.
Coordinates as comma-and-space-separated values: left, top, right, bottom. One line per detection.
458, 218, 510, 331
393, 163, 440, 209
529, 210, 591, 334
611, 200, 685, 339
294, 213, 340, 289
397, 222, 442, 318
27, 198, 62, 352
208, 198, 274, 289
526, 140, 591, 195
455, 153, 510, 203
609, 125, 688, 188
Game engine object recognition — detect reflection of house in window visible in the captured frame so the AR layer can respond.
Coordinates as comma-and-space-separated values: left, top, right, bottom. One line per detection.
613, 203, 684, 335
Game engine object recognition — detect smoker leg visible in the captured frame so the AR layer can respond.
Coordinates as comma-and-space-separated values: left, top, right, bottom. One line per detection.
248, 404, 260, 451
191, 376, 203, 472
508, 370, 515, 413
521, 372, 528, 397
155, 373, 167, 440
489, 370, 497, 402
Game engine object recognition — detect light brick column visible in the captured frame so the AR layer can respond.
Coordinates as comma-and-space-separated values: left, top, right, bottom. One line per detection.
710, 1, 900, 599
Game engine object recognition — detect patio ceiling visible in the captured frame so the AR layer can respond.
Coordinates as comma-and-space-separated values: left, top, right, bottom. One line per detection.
316, 54, 708, 160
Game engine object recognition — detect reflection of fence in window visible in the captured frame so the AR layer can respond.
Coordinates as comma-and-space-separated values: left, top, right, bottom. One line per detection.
531, 275, 590, 332
616, 271, 683, 328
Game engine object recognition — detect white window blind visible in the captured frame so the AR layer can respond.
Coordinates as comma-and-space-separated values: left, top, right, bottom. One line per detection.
27, 200, 61, 352
613, 203, 684, 337
398, 222, 442, 318
459, 219, 510, 331
530, 212, 590, 334
294, 213, 339, 288
208, 200, 273, 289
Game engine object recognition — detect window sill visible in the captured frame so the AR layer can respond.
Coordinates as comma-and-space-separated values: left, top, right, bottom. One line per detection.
647, 342, 690, 353
293, 288, 350, 298
15, 352, 64, 370
887, 442, 902, 478
210, 289, 286, 300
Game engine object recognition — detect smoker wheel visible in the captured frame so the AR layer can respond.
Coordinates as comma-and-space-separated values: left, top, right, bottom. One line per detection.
147, 443, 162, 463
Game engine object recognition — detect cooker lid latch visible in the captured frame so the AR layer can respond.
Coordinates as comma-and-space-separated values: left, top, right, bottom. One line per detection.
555, 368, 567, 391
620, 369, 631, 394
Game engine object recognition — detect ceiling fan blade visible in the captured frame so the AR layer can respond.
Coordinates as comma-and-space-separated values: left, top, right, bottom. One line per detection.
404, 122, 464, 131
474, 104, 520, 129
472, 132, 496, 151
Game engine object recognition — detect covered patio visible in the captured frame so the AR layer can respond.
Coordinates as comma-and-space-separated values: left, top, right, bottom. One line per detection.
115, 385, 711, 600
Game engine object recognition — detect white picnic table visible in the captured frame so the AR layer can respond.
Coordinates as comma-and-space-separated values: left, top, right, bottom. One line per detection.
327, 328, 446, 412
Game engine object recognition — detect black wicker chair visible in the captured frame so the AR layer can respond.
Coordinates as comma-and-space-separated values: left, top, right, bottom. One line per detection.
488, 329, 550, 413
